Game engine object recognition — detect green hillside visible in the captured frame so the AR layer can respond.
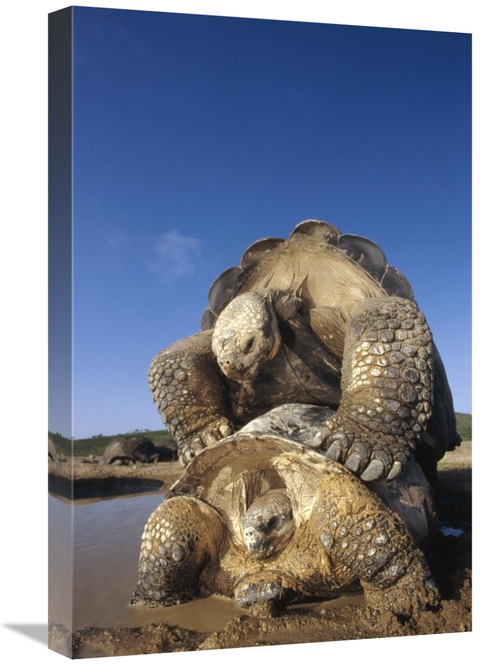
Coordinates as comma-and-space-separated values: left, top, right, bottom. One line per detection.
455, 412, 472, 441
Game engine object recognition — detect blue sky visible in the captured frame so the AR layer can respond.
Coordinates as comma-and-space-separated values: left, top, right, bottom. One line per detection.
61, 7, 470, 438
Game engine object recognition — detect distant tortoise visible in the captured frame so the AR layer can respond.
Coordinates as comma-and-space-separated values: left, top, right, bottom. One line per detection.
48, 436, 57, 461
155, 439, 179, 462
100, 436, 168, 465
132, 416, 439, 620
149, 219, 460, 483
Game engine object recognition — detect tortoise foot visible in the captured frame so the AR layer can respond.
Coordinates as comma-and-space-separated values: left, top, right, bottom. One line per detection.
315, 419, 412, 481
363, 557, 440, 621
178, 418, 234, 466
132, 496, 224, 606
234, 573, 299, 608
312, 465, 440, 621
313, 296, 435, 481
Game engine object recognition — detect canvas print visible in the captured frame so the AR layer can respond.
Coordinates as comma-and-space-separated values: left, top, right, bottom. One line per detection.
48, 6, 472, 658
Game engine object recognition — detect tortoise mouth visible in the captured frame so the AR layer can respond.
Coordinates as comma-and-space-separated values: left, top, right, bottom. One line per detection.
243, 530, 279, 560
216, 356, 258, 381
214, 331, 279, 382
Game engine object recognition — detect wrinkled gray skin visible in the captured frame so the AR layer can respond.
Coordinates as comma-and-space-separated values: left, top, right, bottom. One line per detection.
149, 220, 461, 484
132, 405, 439, 619
100, 436, 171, 465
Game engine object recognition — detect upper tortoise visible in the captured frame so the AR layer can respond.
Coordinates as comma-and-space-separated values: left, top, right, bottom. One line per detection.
149, 220, 460, 483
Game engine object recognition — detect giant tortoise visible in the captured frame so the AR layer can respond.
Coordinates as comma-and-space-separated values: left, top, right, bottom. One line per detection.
149, 220, 460, 484
132, 408, 439, 620
100, 436, 168, 465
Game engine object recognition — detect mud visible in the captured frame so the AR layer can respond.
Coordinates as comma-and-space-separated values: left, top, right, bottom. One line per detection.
48, 443, 472, 658
48, 457, 183, 500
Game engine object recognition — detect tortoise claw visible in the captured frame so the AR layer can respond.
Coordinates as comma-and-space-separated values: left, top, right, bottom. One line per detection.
179, 438, 205, 466
316, 414, 414, 481
202, 431, 220, 446
360, 459, 386, 481
386, 460, 403, 480
326, 440, 343, 462
179, 419, 235, 466
345, 441, 371, 473
220, 424, 233, 438
344, 452, 361, 473
324, 431, 350, 463
234, 576, 298, 609
312, 426, 332, 448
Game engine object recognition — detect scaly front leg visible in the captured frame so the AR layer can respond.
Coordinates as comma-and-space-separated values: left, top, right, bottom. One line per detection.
314, 296, 434, 481
312, 469, 440, 622
131, 496, 225, 606
149, 331, 234, 465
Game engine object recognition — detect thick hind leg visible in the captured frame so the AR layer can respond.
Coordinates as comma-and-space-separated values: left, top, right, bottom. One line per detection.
131, 496, 224, 607
314, 296, 434, 481
311, 469, 440, 621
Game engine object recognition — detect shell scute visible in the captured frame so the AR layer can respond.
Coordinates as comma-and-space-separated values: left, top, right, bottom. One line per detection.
201, 220, 415, 330
207, 266, 245, 315
338, 233, 388, 282
240, 237, 286, 272
290, 219, 341, 245
381, 266, 415, 300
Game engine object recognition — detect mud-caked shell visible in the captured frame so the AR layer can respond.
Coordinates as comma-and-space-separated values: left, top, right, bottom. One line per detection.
169, 429, 435, 549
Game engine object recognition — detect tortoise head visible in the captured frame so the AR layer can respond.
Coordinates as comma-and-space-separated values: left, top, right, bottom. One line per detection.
212, 289, 301, 382
242, 489, 295, 560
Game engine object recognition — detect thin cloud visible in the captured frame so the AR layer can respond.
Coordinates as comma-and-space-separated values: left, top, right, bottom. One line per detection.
149, 230, 202, 283
108, 233, 127, 249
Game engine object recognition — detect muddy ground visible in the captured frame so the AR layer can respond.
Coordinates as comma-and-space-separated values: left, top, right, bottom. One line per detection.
48, 442, 472, 658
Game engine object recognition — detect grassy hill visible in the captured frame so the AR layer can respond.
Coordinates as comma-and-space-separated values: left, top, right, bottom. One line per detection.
50, 412, 472, 457
455, 412, 472, 441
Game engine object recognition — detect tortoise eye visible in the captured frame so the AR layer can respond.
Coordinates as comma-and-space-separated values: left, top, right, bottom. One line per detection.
241, 336, 255, 354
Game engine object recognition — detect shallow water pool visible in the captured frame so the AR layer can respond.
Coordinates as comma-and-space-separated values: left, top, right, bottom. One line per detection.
48, 491, 362, 634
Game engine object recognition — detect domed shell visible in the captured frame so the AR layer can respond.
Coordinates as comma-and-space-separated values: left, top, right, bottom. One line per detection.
170, 426, 435, 549
169, 433, 341, 545
201, 219, 414, 330
101, 436, 158, 464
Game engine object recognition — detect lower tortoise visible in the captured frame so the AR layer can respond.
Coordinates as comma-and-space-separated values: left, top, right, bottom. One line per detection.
132, 408, 439, 620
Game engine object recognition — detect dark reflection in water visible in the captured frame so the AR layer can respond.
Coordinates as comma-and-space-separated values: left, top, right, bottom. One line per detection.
49, 492, 248, 632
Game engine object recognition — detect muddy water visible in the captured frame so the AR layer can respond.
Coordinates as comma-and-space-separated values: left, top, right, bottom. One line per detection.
49, 492, 248, 632
49, 492, 363, 635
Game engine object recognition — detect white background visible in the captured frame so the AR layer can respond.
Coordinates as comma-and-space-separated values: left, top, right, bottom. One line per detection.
1, 1, 496, 664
